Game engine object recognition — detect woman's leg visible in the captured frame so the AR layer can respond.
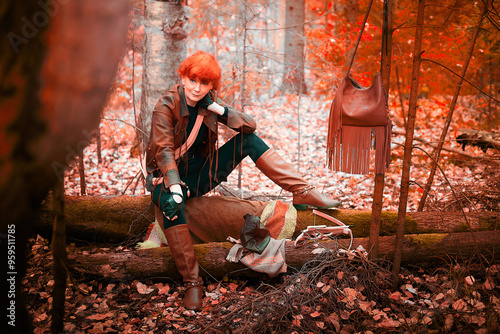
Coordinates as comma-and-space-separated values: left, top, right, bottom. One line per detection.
150, 132, 267, 310
151, 184, 202, 311
184, 132, 269, 197
185, 132, 340, 210
161, 223, 203, 311
255, 149, 341, 210
149, 133, 267, 311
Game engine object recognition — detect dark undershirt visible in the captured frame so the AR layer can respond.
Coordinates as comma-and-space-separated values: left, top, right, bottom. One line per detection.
185, 105, 206, 150
184, 105, 228, 151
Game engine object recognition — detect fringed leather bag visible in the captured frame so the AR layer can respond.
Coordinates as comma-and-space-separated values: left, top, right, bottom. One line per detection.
326, 0, 391, 175
327, 74, 392, 174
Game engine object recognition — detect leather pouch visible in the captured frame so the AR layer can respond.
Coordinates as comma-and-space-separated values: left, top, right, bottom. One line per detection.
327, 73, 392, 174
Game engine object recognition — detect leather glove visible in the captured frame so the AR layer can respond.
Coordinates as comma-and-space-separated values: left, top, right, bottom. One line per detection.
162, 192, 184, 220
151, 184, 187, 220
197, 94, 225, 115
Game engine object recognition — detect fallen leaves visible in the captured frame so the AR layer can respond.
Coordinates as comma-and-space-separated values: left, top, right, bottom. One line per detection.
23, 228, 496, 333
136, 282, 154, 295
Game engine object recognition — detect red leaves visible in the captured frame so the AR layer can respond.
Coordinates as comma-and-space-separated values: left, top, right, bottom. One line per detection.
24, 233, 500, 333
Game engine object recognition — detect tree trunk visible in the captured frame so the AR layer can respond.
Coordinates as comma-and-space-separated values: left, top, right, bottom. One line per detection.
281, 0, 307, 94
138, 0, 187, 153
392, 0, 425, 290
50, 180, 66, 334
0, 1, 129, 332
36, 195, 500, 243
392, 130, 499, 161
70, 230, 500, 280
455, 128, 500, 153
369, 0, 393, 259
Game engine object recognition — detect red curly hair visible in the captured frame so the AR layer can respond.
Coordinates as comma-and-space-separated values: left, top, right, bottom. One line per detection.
177, 50, 222, 91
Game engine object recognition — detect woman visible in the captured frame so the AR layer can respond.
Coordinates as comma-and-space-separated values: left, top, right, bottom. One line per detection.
145, 50, 340, 311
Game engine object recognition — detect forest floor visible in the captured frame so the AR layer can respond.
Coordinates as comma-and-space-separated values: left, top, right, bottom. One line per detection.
23, 235, 500, 333
25, 94, 500, 333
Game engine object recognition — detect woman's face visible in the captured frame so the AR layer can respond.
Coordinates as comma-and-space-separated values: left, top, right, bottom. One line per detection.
182, 76, 213, 106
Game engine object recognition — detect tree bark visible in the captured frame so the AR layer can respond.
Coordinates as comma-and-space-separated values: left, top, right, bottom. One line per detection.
455, 129, 500, 153
50, 180, 66, 334
36, 195, 500, 243
138, 0, 187, 153
392, 130, 499, 161
281, 0, 307, 94
393, 0, 425, 290
369, 0, 393, 259
70, 230, 500, 280
0, 1, 129, 332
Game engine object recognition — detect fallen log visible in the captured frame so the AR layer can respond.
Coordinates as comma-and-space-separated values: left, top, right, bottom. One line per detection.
70, 230, 500, 280
37, 195, 500, 244
456, 129, 500, 153
392, 130, 499, 161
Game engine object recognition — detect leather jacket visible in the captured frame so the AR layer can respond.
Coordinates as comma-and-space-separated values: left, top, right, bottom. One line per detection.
145, 85, 256, 187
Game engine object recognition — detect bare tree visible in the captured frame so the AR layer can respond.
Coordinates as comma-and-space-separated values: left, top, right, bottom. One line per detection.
138, 0, 188, 154
392, 0, 425, 290
417, 0, 493, 212
281, 0, 307, 94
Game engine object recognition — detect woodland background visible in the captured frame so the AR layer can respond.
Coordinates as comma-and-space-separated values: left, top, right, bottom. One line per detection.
1, 0, 500, 333
68, 0, 499, 213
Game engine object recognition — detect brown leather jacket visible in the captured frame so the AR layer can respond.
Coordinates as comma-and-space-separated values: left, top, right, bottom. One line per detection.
145, 85, 256, 187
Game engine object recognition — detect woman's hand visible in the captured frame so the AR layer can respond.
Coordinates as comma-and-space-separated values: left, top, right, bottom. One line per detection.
198, 94, 225, 116
151, 183, 184, 221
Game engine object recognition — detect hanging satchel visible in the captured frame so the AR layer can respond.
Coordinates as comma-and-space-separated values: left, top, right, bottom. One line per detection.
326, 0, 392, 175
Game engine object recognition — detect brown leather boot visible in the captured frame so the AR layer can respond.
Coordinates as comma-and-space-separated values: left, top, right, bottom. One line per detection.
255, 149, 341, 210
163, 224, 204, 311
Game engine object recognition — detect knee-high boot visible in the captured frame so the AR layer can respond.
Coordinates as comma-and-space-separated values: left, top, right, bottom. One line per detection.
255, 149, 341, 210
162, 224, 204, 311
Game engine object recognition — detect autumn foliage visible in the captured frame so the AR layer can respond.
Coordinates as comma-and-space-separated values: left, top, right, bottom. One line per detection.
16, 0, 500, 333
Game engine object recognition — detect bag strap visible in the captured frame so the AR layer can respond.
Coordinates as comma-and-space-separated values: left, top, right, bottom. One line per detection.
345, 0, 375, 78
174, 114, 204, 160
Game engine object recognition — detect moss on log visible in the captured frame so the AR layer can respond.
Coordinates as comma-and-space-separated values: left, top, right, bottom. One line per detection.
38, 195, 500, 244
39, 195, 154, 243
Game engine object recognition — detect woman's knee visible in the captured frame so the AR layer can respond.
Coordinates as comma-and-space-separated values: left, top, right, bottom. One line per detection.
241, 133, 269, 161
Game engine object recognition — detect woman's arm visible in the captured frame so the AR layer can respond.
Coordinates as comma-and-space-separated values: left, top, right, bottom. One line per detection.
149, 93, 182, 188
218, 102, 257, 134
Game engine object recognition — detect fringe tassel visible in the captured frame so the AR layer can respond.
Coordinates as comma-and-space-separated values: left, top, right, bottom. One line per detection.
344, 126, 371, 175
326, 81, 344, 155
327, 124, 391, 175
374, 122, 392, 174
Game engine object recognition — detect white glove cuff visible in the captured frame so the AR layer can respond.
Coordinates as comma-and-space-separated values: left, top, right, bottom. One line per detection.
169, 184, 183, 203
207, 102, 225, 116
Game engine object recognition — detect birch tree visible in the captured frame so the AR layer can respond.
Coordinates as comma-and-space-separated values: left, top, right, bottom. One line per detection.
282, 0, 307, 94
138, 0, 188, 154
